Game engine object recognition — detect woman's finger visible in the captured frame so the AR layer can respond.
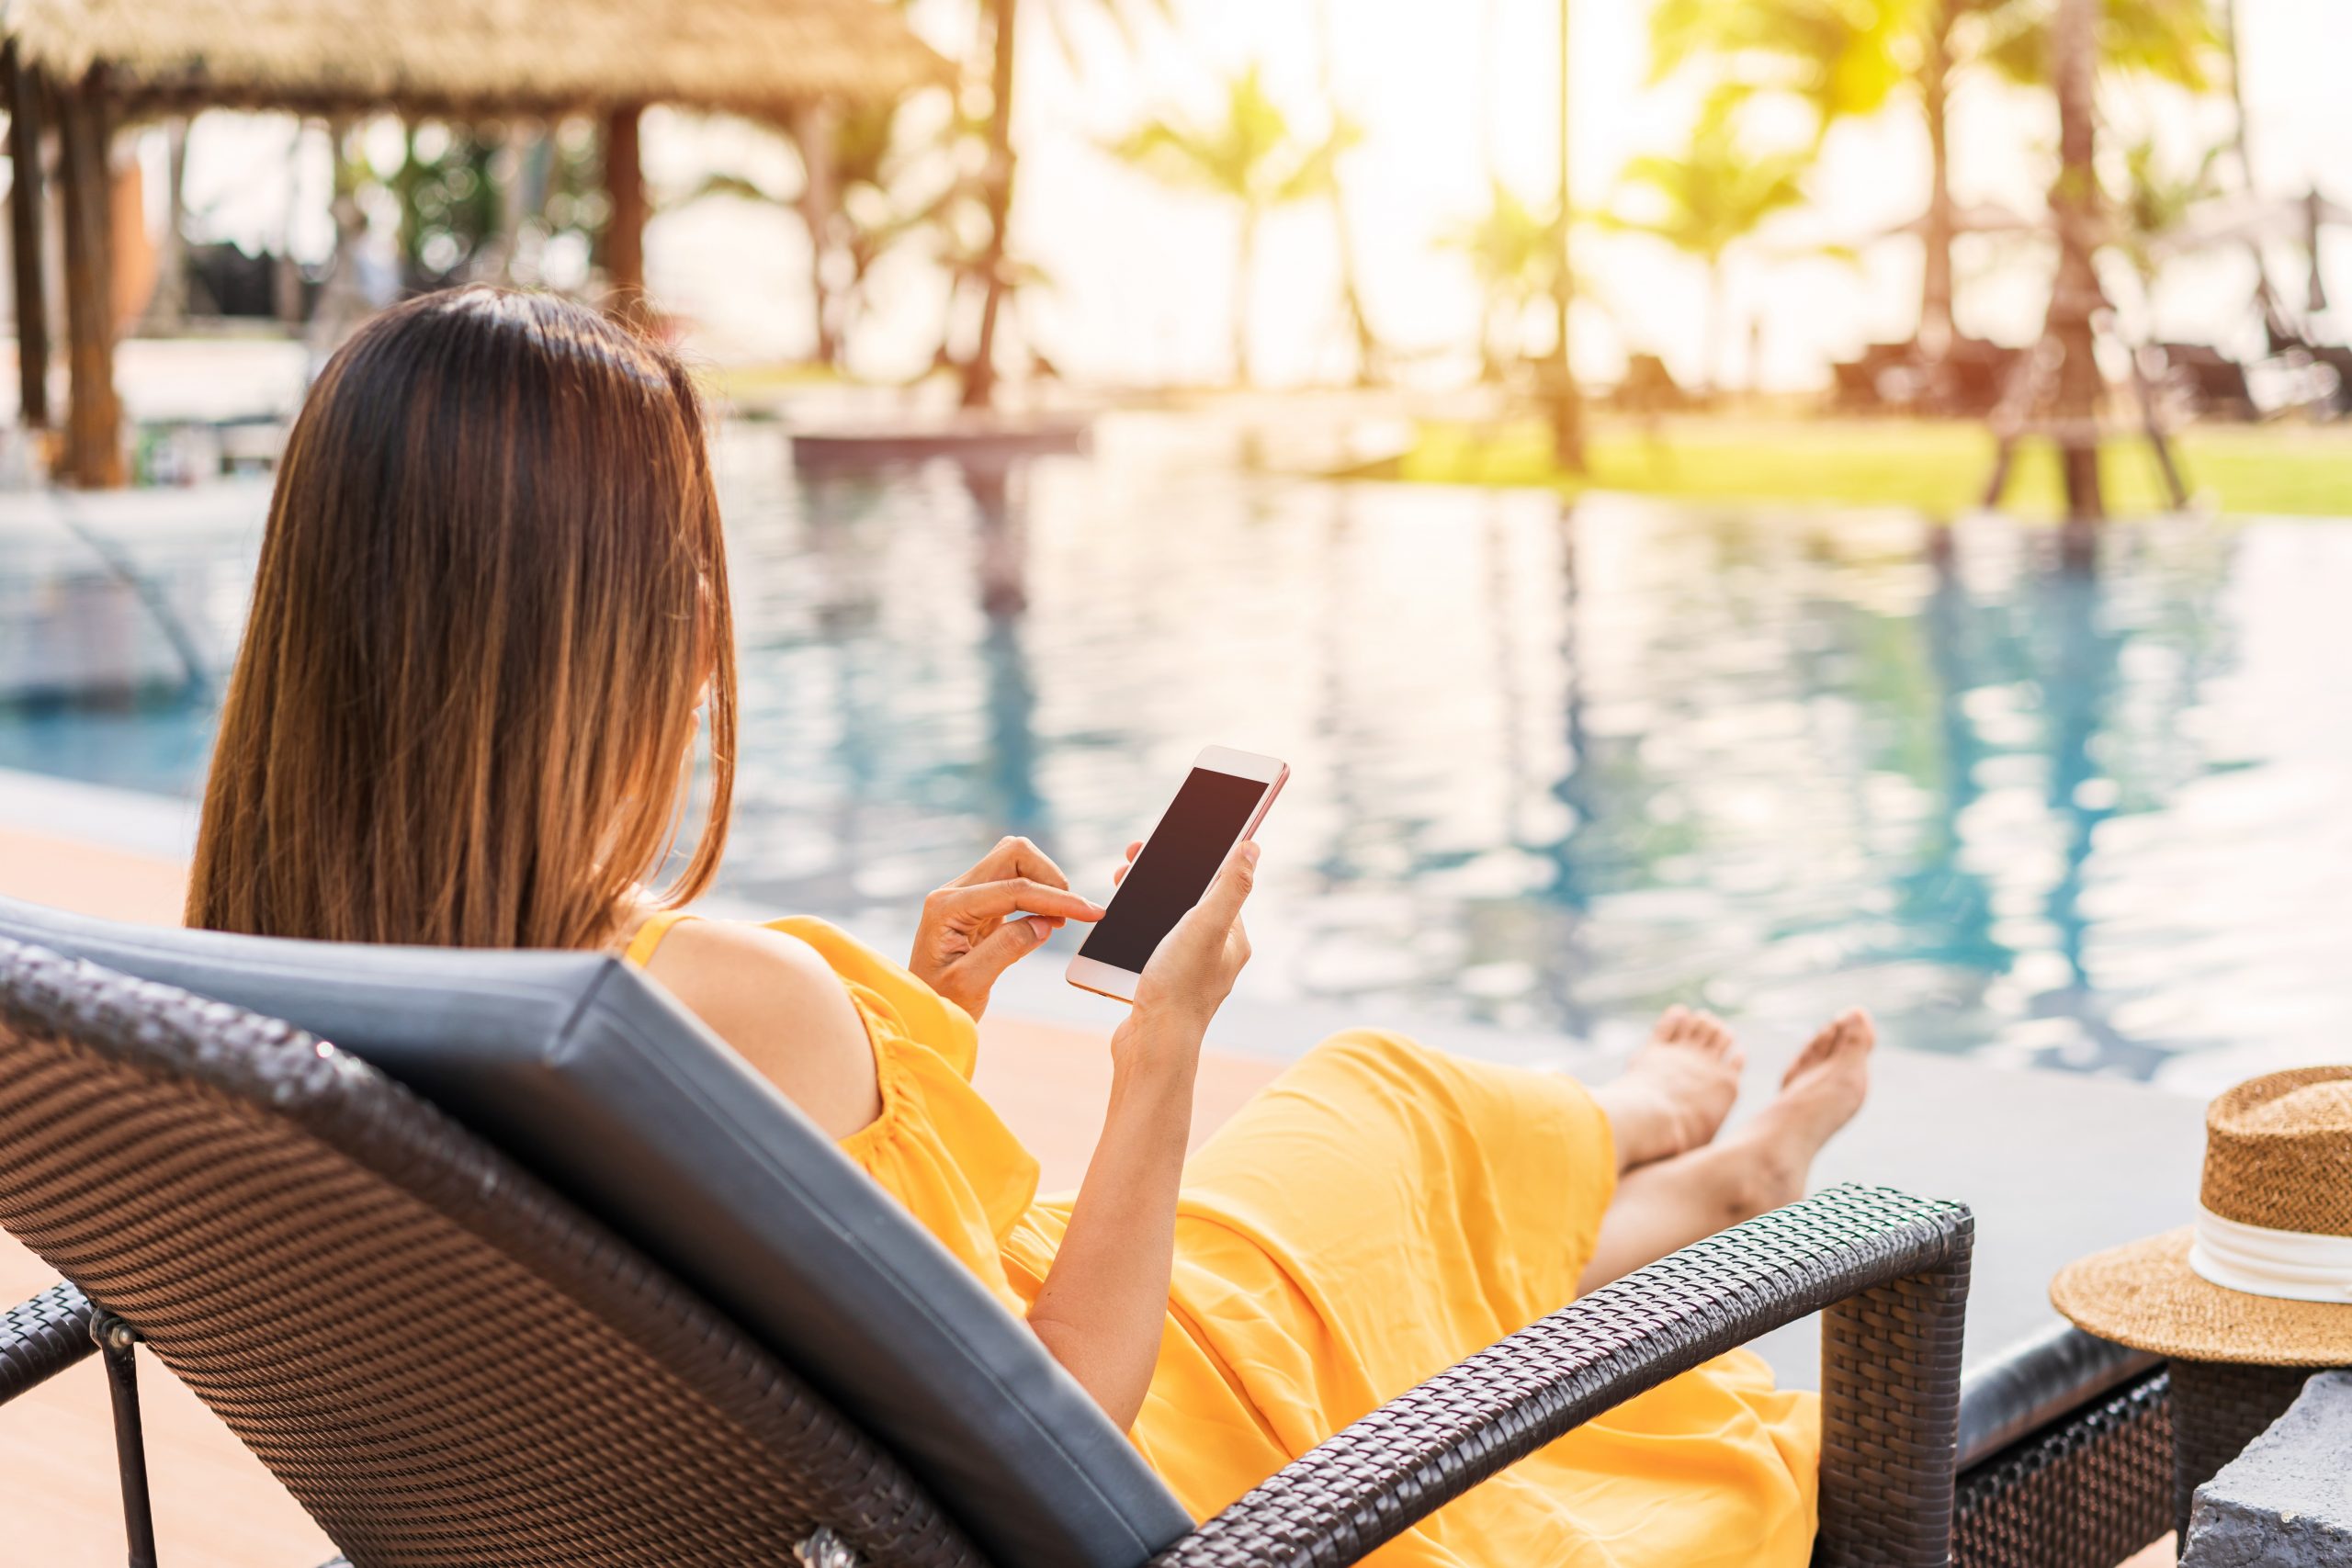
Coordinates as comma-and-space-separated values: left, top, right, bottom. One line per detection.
933, 878, 1103, 923
956, 835, 1071, 891
1110, 841, 1144, 886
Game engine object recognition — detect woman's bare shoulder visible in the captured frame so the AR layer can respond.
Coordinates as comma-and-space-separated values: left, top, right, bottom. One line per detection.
638, 917, 885, 1140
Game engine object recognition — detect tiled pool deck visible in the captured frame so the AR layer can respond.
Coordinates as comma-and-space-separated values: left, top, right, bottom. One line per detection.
0, 770, 2197, 1564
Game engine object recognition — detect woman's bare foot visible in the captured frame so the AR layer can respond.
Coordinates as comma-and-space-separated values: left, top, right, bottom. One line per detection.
1577, 1010, 1876, 1291
1724, 1008, 1875, 1209
1591, 1005, 1744, 1172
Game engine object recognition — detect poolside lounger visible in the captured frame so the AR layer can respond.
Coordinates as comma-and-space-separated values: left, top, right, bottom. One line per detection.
0, 898, 2167, 1567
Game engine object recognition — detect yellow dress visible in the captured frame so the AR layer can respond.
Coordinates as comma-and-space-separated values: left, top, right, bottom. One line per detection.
624, 913, 1818, 1568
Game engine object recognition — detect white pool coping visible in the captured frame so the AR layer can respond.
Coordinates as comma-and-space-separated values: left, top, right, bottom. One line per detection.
0, 765, 203, 863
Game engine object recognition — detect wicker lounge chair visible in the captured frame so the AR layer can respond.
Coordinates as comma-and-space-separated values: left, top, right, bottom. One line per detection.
0, 907, 2169, 1568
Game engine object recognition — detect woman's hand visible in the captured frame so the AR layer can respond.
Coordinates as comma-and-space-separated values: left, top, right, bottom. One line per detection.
910, 836, 1103, 1021
1125, 840, 1258, 1044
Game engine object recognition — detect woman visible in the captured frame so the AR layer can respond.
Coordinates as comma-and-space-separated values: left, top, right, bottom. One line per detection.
190, 288, 1873, 1567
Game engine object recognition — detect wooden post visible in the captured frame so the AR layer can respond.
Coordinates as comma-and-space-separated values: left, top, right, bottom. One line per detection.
602, 105, 647, 325
56, 67, 124, 488
5, 41, 50, 429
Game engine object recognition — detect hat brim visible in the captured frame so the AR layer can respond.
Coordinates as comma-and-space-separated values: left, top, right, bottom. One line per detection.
2052, 1227, 2352, 1367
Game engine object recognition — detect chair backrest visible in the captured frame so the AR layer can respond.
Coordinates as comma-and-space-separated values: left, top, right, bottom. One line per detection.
0, 897, 1193, 1568
0, 935, 976, 1565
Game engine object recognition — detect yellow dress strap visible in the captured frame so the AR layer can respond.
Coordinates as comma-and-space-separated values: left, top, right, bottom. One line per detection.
620, 908, 700, 967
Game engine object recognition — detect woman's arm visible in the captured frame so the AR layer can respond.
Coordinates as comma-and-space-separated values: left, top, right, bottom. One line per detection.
1023, 842, 1258, 1428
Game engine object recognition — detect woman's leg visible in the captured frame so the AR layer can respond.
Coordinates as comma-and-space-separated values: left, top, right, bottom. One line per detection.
1579, 1010, 1875, 1292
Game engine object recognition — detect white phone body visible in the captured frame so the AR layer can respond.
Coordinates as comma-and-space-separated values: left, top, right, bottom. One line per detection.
1066, 745, 1288, 1004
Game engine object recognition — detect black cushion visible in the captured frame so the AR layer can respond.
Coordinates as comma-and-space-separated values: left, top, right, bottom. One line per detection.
1956, 1322, 2161, 1470
0, 893, 1193, 1568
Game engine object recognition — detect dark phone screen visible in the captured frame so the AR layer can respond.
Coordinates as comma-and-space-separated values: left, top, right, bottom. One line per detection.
1078, 769, 1269, 973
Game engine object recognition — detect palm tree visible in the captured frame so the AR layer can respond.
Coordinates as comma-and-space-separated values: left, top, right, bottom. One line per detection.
1550, 0, 1588, 472
962, 0, 1167, 407
1442, 181, 1560, 382
2109, 133, 2228, 305
1313, 0, 1382, 384
1106, 65, 1352, 387
685, 103, 947, 369
1649, 0, 2218, 348
1607, 96, 1811, 394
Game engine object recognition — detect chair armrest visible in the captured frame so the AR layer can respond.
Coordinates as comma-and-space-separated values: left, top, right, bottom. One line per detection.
1, 1280, 96, 1405
1151, 1183, 1972, 1568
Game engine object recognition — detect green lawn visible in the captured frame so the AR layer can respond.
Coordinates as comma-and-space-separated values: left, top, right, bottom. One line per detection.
1398, 417, 2352, 519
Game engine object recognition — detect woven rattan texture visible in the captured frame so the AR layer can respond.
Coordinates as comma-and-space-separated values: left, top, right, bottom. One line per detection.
1149, 1184, 1972, 1568
0, 1277, 94, 1404
1951, 1369, 2172, 1568
1815, 1247, 1971, 1564
2167, 1358, 2324, 1544
2199, 1067, 2352, 1235
0, 939, 982, 1568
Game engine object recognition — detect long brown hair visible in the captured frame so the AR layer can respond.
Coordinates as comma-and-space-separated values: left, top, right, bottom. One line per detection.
187, 288, 737, 950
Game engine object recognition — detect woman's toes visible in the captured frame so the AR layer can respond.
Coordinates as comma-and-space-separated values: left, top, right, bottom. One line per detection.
1783, 1007, 1869, 1087
1652, 1005, 1736, 1062
1609, 1003, 1747, 1168
1780, 1012, 1874, 1126
1726, 1014, 1877, 1211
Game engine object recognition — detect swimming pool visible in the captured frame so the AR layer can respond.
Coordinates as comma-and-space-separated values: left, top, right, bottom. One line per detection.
6, 418, 2349, 1091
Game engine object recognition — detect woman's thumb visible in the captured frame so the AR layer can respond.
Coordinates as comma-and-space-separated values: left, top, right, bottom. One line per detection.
968, 914, 1053, 978
1196, 840, 1260, 924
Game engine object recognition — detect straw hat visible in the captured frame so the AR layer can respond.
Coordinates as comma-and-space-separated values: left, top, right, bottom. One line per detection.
2052, 1066, 2352, 1367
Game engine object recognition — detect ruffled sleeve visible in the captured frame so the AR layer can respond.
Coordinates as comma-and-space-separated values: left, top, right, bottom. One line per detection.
763, 918, 1044, 1314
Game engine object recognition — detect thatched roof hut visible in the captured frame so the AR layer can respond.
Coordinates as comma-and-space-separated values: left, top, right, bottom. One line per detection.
4, 0, 950, 119
4, 0, 953, 486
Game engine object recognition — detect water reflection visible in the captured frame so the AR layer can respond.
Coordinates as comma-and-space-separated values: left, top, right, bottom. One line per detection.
3, 422, 2347, 1089
964, 462, 1049, 841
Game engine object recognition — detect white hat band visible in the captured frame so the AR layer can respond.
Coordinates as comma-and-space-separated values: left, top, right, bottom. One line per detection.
2188, 1203, 2352, 1303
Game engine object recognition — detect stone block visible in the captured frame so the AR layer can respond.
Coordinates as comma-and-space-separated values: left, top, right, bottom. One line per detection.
2180, 1370, 2352, 1567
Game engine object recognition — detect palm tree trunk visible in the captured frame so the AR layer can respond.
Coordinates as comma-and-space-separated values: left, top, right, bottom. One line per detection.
1547, 0, 1587, 472
961, 0, 1019, 408
794, 101, 842, 368
1313, 0, 1378, 385
1919, 5, 1956, 354
2046, 0, 2105, 524
1702, 260, 1726, 400
2221, 0, 2256, 189
1233, 206, 1258, 387
2217, 0, 2290, 342
143, 117, 190, 331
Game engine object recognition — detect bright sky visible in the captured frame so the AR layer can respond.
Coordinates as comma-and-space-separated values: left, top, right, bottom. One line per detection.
163, 0, 2352, 390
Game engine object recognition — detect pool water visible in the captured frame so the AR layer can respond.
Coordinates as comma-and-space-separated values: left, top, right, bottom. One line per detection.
6, 419, 2350, 1091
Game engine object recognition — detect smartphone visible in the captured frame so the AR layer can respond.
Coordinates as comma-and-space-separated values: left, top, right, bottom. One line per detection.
1066, 745, 1288, 1004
